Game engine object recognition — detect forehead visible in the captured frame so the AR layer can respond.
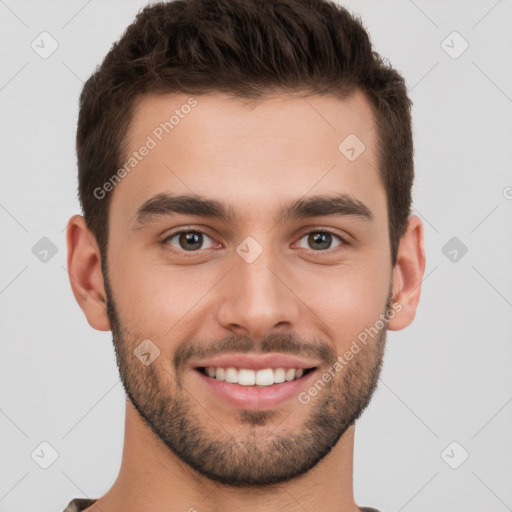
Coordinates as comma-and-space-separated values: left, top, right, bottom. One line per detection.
111, 90, 384, 227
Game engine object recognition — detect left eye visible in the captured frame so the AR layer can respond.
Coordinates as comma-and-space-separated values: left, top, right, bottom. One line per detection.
297, 231, 344, 251
164, 231, 217, 252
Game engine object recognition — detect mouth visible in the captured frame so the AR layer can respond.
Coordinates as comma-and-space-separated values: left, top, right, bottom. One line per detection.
195, 366, 317, 386
193, 365, 319, 410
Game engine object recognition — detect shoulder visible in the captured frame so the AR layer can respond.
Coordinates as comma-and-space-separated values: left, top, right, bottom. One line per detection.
62, 498, 98, 512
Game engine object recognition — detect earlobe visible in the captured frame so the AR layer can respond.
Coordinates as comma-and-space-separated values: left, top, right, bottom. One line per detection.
66, 214, 111, 331
387, 215, 426, 331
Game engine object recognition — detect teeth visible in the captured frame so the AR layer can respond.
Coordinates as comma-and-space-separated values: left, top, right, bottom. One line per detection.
238, 368, 256, 386
225, 367, 238, 383
255, 368, 274, 386
203, 367, 308, 386
273, 368, 286, 383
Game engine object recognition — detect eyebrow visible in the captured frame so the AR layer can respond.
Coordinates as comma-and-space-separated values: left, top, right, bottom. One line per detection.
132, 192, 373, 229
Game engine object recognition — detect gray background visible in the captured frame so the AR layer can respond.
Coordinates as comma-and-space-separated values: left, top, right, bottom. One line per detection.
1, 1, 511, 511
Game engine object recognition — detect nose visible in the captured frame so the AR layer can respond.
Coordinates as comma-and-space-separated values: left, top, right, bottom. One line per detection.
216, 240, 301, 339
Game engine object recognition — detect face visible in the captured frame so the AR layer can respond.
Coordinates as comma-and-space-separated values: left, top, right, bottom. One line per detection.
101, 91, 396, 486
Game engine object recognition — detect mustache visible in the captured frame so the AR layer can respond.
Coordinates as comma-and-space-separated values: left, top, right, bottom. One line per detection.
173, 332, 337, 373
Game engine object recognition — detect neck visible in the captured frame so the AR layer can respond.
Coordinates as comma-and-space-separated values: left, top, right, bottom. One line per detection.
89, 400, 361, 512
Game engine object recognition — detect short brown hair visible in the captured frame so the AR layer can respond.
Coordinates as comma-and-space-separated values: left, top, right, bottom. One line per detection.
76, 0, 413, 267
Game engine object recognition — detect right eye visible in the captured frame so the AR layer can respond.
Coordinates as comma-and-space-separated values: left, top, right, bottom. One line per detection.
162, 230, 218, 252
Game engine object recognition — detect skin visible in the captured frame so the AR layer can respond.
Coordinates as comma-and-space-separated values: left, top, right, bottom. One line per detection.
67, 90, 425, 512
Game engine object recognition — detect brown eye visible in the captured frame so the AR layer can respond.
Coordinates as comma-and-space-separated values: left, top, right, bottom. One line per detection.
164, 230, 216, 252
297, 231, 344, 251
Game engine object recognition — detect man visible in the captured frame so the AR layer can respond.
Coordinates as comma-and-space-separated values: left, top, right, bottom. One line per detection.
65, 0, 425, 511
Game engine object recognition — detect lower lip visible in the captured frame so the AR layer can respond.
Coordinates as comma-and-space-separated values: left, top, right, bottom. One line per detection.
194, 368, 318, 410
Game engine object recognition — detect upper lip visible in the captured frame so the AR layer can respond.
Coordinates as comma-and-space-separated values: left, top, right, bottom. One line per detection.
191, 353, 320, 371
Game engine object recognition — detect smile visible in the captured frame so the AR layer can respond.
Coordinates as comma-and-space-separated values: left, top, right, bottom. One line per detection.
194, 366, 319, 410
197, 366, 317, 386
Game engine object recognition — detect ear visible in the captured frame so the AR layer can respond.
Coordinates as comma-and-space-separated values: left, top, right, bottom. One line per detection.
66, 214, 111, 331
387, 215, 426, 331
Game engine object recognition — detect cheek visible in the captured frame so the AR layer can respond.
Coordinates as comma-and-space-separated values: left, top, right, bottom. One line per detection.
109, 231, 391, 345
109, 250, 218, 336
300, 255, 390, 345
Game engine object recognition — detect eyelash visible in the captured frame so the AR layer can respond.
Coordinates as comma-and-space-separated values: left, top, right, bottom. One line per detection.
161, 228, 349, 256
